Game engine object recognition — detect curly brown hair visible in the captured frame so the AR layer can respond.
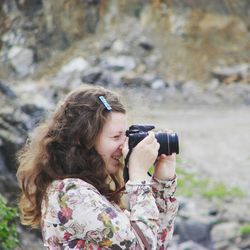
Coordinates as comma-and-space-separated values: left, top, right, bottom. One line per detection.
16, 85, 126, 228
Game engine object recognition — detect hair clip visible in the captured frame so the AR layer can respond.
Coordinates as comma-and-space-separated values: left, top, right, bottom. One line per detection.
98, 96, 112, 111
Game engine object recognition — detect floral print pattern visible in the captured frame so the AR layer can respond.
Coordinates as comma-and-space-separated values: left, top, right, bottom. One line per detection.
41, 177, 178, 249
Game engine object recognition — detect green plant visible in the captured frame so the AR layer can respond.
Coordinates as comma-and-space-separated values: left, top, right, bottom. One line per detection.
149, 157, 246, 199
176, 166, 246, 199
202, 182, 245, 199
0, 195, 19, 250
240, 224, 250, 237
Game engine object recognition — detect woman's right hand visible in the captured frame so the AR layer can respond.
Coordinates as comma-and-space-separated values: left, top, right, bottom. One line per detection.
125, 131, 160, 182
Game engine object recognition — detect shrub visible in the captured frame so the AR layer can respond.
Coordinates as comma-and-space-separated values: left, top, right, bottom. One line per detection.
240, 224, 250, 237
176, 166, 246, 199
0, 195, 19, 250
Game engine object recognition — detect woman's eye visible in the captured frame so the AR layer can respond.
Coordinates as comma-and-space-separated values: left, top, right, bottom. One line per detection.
113, 135, 120, 139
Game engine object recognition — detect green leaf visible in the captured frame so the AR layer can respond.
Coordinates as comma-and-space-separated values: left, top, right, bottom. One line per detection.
0, 195, 19, 249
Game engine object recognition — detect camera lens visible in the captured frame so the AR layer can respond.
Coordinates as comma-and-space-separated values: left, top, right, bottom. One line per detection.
156, 132, 179, 156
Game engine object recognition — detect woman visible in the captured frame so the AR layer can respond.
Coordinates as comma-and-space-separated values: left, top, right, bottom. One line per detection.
17, 85, 178, 249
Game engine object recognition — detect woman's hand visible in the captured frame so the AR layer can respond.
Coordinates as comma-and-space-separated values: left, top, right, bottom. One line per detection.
123, 132, 160, 182
153, 129, 176, 180
154, 153, 176, 181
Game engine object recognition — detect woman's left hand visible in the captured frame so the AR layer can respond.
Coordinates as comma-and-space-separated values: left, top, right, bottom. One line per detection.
153, 129, 177, 180
153, 153, 176, 180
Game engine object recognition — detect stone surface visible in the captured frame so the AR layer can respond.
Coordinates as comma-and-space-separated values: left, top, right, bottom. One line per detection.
100, 55, 136, 72
60, 57, 90, 74
8, 46, 35, 77
211, 222, 241, 243
212, 64, 249, 83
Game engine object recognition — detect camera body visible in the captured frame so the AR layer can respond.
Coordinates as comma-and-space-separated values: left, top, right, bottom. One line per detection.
126, 125, 179, 155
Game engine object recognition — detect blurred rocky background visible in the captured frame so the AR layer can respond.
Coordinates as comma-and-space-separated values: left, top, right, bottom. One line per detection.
0, 0, 250, 249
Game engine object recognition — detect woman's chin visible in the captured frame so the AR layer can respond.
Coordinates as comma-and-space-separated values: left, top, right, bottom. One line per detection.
107, 162, 121, 175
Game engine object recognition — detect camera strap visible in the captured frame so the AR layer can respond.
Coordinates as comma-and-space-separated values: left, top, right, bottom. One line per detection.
123, 148, 152, 183
123, 148, 133, 183
131, 221, 151, 250
124, 149, 152, 250
124, 150, 151, 250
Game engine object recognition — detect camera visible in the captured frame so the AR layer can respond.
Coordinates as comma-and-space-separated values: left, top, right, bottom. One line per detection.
126, 125, 179, 155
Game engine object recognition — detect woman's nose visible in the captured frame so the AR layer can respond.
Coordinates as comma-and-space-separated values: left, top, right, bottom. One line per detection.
118, 137, 126, 150
118, 143, 123, 150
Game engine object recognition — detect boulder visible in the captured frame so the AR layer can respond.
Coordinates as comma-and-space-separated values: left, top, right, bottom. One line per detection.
211, 222, 241, 249
212, 64, 249, 84
8, 46, 35, 77
175, 218, 213, 249
100, 56, 136, 72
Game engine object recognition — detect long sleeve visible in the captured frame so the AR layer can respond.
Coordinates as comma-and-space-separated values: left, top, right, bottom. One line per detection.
41, 178, 160, 249
125, 180, 160, 249
152, 176, 179, 250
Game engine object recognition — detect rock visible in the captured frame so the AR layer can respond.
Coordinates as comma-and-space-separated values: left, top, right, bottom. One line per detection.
136, 63, 147, 74
100, 56, 136, 71
2, 28, 26, 47
218, 200, 250, 223
0, 150, 7, 172
14, 82, 54, 110
178, 81, 204, 104
151, 79, 166, 89
111, 39, 129, 54
169, 11, 187, 36
0, 81, 53, 173
54, 56, 90, 89
121, 76, 150, 87
211, 222, 240, 243
0, 173, 19, 202
81, 70, 103, 84
178, 240, 210, 250
175, 218, 213, 249
0, 109, 29, 172
60, 57, 89, 74
98, 38, 113, 51
205, 79, 220, 91
178, 198, 199, 219
54, 56, 97, 89
0, 80, 17, 99
81, 68, 121, 87
21, 103, 45, 122
213, 240, 238, 250
0, 106, 29, 135
182, 80, 203, 95
95, 71, 118, 86
53, 72, 83, 90
212, 64, 249, 83
25, 92, 52, 110
143, 54, 160, 69
8, 46, 35, 77
16, 224, 44, 250
138, 37, 154, 51
239, 237, 250, 249
215, 83, 250, 105
143, 73, 157, 82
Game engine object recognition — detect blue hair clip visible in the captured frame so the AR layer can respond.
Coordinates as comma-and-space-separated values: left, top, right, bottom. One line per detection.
98, 96, 112, 111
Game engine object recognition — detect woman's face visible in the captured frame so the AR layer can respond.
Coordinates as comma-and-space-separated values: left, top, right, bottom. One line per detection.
95, 112, 127, 175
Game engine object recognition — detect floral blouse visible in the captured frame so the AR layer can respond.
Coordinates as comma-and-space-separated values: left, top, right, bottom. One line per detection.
41, 177, 178, 250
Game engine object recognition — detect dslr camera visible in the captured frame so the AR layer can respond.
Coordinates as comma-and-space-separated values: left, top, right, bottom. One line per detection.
126, 125, 179, 155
